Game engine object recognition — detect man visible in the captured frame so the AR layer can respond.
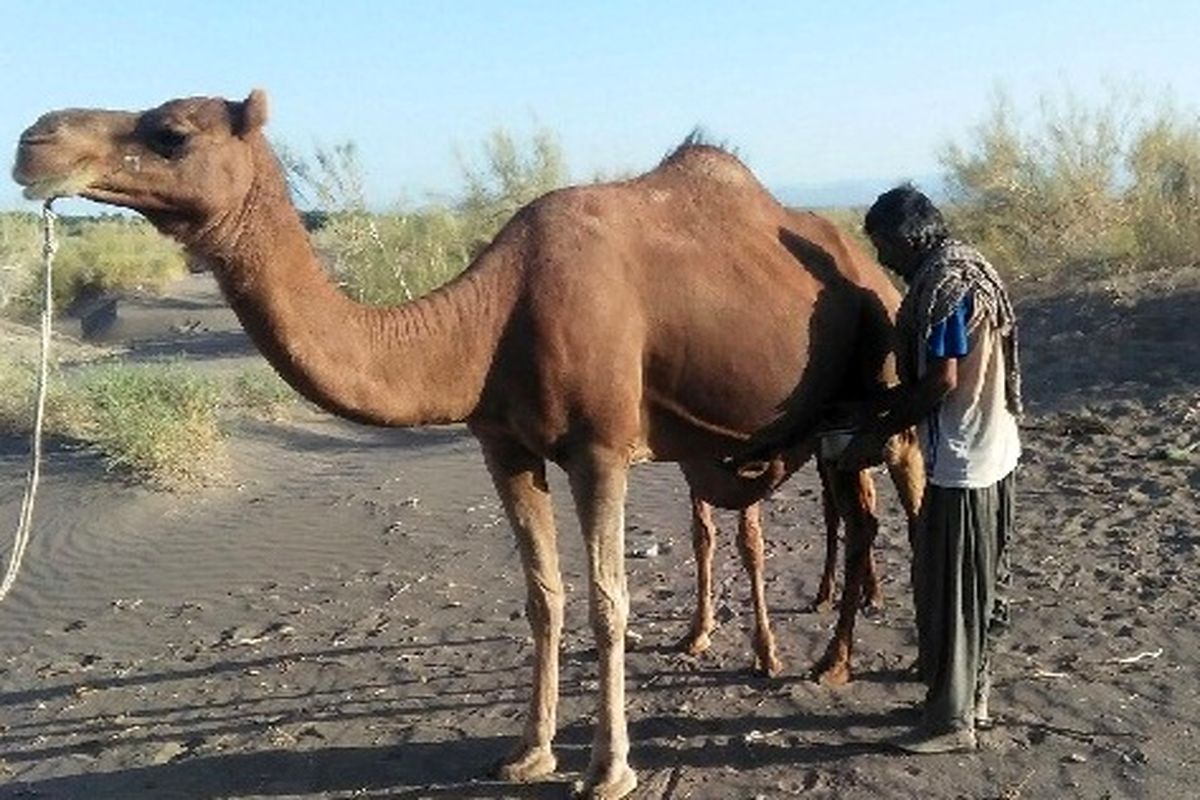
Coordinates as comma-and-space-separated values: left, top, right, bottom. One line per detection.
840, 185, 1021, 754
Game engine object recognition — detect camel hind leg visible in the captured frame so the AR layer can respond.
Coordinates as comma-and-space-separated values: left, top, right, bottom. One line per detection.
736, 503, 783, 676
811, 466, 879, 686
811, 462, 841, 612
884, 427, 926, 677
813, 461, 883, 612
477, 434, 563, 783
681, 493, 717, 656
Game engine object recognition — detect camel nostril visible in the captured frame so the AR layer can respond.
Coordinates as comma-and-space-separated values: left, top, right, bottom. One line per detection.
19, 133, 54, 147
21, 112, 75, 143
20, 127, 58, 146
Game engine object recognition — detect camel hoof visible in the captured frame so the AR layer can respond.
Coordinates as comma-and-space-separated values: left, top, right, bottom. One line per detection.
811, 657, 851, 687
752, 653, 784, 678
574, 762, 638, 799
680, 629, 712, 656
493, 744, 556, 782
807, 597, 834, 614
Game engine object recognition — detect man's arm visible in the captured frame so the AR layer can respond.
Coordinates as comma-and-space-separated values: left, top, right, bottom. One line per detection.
839, 290, 975, 470
838, 356, 957, 469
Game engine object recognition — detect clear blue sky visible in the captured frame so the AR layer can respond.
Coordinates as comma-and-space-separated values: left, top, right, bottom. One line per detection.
4, 1, 1199, 210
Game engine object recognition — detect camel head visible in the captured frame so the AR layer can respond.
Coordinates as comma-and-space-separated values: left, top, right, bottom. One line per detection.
13, 90, 269, 238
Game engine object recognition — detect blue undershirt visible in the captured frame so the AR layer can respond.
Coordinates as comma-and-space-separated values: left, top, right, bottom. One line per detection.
927, 293, 973, 359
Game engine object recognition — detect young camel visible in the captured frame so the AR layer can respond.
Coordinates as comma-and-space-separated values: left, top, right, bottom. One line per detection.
680, 433, 922, 680
14, 90, 922, 799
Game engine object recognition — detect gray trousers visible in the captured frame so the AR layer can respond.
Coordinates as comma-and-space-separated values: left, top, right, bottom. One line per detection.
914, 470, 1014, 732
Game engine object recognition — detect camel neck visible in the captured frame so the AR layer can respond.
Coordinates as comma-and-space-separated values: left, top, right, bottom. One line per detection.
195, 141, 508, 427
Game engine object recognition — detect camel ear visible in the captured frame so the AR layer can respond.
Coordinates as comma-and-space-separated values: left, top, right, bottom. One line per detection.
235, 89, 269, 137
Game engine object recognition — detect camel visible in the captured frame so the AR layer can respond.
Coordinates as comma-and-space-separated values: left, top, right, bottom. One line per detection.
13, 90, 924, 799
679, 433, 922, 680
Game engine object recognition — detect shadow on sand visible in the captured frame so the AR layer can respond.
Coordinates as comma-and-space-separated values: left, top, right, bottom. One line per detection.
0, 636, 909, 799
1, 709, 900, 800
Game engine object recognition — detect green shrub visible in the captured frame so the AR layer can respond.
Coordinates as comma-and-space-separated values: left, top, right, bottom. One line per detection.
1127, 113, 1200, 269
456, 126, 567, 250
0, 358, 90, 441
2, 215, 187, 318
283, 126, 568, 306
941, 87, 1200, 281
942, 89, 1130, 279
0, 357, 305, 490
51, 218, 187, 306
75, 362, 226, 489
0, 213, 41, 314
311, 207, 474, 304
229, 366, 301, 420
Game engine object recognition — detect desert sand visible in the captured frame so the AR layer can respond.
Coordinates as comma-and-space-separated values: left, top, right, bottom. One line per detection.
1, 267, 1197, 799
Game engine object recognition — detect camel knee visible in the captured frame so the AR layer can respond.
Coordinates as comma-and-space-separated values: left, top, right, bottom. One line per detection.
735, 510, 765, 572
690, 499, 716, 557
525, 583, 565, 633
589, 590, 630, 648
736, 537, 764, 574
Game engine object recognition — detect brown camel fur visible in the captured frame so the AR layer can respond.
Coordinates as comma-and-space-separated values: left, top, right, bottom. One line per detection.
680, 431, 923, 681
14, 90, 923, 799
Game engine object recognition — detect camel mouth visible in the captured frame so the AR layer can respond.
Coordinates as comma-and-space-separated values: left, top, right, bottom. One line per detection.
15, 171, 94, 201
13, 144, 98, 200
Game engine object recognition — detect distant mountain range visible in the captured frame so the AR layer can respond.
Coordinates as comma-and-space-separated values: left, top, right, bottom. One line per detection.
772, 173, 947, 209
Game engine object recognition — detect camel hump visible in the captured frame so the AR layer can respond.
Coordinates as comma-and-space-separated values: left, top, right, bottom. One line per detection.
655, 143, 760, 190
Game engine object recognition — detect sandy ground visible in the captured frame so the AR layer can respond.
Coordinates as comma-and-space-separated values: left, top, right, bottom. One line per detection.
0, 269, 1197, 799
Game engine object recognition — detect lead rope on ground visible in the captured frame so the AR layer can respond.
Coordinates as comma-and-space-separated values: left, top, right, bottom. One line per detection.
0, 201, 56, 603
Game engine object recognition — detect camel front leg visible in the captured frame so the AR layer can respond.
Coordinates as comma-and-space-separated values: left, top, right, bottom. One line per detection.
479, 435, 563, 783
567, 448, 637, 800
736, 503, 782, 676
812, 467, 878, 686
681, 493, 717, 656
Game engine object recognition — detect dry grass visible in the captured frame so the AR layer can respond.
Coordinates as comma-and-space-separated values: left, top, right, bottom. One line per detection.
0, 346, 307, 491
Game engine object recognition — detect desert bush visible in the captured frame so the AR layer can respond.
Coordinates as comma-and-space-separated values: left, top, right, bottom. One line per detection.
0, 359, 90, 441
2, 215, 187, 317
1126, 112, 1200, 269
942, 88, 1200, 280
313, 206, 475, 304
457, 126, 567, 250
0, 356, 229, 490
281, 140, 464, 304
282, 126, 567, 306
75, 362, 226, 489
942, 90, 1131, 279
51, 218, 187, 307
0, 213, 41, 313
229, 365, 301, 420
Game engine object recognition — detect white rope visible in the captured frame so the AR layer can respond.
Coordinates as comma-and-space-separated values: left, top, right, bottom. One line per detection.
0, 201, 56, 602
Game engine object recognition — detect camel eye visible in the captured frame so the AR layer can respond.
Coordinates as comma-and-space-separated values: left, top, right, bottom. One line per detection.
149, 127, 188, 157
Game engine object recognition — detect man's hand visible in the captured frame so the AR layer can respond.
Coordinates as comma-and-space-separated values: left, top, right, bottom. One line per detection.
835, 358, 956, 472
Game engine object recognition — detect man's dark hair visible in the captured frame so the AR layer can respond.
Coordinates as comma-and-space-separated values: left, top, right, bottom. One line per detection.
864, 184, 948, 250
